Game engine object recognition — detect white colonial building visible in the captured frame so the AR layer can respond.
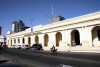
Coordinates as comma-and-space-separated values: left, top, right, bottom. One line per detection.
0, 35, 6, 46
7, 11, 100, 50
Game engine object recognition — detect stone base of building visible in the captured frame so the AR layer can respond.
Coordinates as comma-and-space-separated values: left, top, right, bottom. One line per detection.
79, 45, 92, 50
48, 46, 52, 49
61, 46, 71, 50
44, 45, 92, 51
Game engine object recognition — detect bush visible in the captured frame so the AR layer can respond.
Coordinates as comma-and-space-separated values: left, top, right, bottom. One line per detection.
67, 44, 70, 46
80, 43, 82, 45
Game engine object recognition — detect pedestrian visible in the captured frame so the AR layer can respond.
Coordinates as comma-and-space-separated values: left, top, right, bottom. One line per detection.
72, 39, 76, 47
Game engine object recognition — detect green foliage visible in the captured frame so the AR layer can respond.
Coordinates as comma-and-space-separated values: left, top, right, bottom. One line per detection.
80, 43, 82, 45
67, 44, 70, 46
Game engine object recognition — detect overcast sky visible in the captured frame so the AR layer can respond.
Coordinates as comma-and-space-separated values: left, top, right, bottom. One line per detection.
0, 0, 100, 36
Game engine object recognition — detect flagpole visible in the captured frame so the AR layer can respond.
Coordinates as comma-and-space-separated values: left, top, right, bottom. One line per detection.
30, 18, 33, 32
31, 20, 33, 27
30, 17, 33, 27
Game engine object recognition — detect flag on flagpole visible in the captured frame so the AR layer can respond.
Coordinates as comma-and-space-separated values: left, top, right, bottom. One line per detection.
30, 17, 33, 20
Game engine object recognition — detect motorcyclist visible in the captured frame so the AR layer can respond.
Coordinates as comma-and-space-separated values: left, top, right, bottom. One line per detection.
50, 45, 55, 52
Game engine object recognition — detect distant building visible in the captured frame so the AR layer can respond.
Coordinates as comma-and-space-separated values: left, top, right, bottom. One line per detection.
20, 26, 30, 31
0, 26, 2, 35
0, 35, 6, 46
12, 20, 25, 33
49, 16, 65, 24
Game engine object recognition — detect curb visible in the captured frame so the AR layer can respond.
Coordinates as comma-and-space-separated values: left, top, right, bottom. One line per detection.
43, 49, 100, 53
69, 51, 100, 53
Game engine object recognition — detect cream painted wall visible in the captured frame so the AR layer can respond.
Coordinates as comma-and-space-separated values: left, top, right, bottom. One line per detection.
33, 36, 35, 44
7, 11, 100, 50
12, 39, 13, 45
16, 38, 18, 45
41, 34, 44, 47
48, 33, 51, 46
88, 27, 93, 46
7, 36, 9, 46
68, 30, 71, 45
8, 38, 11, 47
39, 34, 42, 44
61, 30, 67, 46
20, 38, 22, 46
53, 32, 56, 47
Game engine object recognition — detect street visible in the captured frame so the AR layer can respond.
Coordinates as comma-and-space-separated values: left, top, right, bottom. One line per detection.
0, 49, 100, 67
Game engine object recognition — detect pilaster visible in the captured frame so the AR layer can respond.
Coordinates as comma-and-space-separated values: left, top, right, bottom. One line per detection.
30, 36, 34, 46
25, 36, 28, 45
82, 26, 89, 45
48, 32, 54, 49
16, 38, 18, 45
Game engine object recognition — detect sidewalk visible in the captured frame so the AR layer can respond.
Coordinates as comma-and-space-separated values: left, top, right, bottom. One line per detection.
43, 49, 100, 53
0, 56, 35, 67
57, 50, 100, 53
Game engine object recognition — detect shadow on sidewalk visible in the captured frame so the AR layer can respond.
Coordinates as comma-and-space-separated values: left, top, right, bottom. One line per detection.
0, 57, 35, 67
0, 60, 35, 67
0, 60, 8, 64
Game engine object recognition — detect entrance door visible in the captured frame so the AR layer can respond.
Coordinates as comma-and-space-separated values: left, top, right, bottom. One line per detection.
74, 30, 80, 45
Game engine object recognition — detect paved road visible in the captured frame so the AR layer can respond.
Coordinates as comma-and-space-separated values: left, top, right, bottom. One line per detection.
0, 49, 100, 67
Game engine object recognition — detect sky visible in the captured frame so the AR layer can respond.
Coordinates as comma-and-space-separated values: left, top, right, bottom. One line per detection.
0, 0, 100, 36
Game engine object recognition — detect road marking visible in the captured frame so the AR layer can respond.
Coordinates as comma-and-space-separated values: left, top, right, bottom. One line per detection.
8, 49, 100, 64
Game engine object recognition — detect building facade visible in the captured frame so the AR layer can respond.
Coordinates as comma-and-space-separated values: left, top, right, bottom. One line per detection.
0, 35, 6, 46
7, 11, 100, 50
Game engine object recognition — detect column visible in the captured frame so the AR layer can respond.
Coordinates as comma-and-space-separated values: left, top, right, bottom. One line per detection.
41, 34, 44, 47
39, 34, 42, 44
31, 36, 34, 46
82, 26, 89, 45
20, 37, 23, 46
33, 36, 35, 44
25, 37, 28, 45
12, 39, 13, 45
16, 38, 18, 45
9, 38, 11, 47
79, 26, 92, 50
88, 27, 92, 46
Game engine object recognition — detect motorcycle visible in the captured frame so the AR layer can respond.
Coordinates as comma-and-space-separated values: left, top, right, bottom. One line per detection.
49, 49, 57, 54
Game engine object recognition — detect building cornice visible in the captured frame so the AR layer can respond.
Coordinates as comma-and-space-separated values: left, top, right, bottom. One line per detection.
8, 11, 100, 37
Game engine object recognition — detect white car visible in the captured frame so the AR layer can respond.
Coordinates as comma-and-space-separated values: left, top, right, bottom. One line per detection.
21, 45, 30, 49
10, 45, 15, 48
15, 45, 21, 49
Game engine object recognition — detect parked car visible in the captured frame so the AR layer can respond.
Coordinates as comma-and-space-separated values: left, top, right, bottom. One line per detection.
2, 45, 8, 48
17, 45, 21, 49
30, 44, 42, 50
0, 45, 2, 49
10, 45, 15, 48
15, 45, 21, 49
21, 45, 30, 49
